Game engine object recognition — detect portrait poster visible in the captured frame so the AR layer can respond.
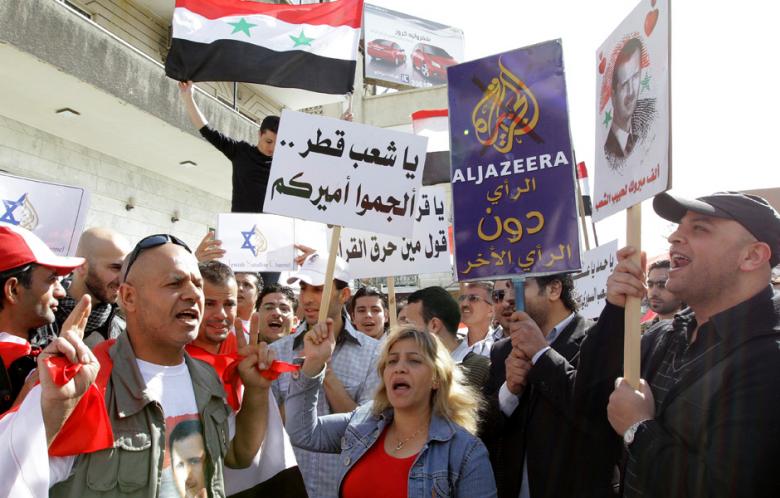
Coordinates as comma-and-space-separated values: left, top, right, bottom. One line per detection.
338, 185, 451, 279
217, 213, 296, 272
363, 3, 464, 89
447, 39, 581, 281
572, 240, 618, 319
263, 110, 427, 237
592, 0, 671, 221
0, 171, 90, 256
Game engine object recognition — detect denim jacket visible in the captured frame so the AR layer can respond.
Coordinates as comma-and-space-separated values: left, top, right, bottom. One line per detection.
285, 369, 497, 498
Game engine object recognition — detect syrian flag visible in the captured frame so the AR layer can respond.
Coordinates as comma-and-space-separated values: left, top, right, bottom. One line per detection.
165, 0, 363, 95
412, 109, 451, 185
576, 161, 593, 216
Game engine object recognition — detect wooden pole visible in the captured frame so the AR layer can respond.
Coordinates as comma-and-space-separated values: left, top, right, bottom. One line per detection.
387, 276, 398, 330
624, 204, 642, 388
318, 225, 343, 325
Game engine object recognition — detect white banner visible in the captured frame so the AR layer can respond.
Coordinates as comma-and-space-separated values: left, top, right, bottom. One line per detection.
572, 240, 618, 319
264, 110, 427, 237
592, 0, 671, 221
0, 172, 90, 256
338, 185, 451, 279
217, 213, 296, 272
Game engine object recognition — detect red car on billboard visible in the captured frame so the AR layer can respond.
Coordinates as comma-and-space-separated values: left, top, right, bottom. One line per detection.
411, 43, 457, 81
366, 39, 406, 66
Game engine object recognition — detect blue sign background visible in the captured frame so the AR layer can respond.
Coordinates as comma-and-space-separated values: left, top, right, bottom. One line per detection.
447, 39, 581, 281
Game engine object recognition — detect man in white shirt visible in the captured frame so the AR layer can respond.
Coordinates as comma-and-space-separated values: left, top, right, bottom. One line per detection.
458, 281, 496, 357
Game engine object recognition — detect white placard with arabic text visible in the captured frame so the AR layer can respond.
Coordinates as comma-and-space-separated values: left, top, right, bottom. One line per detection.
217, 213, 296, 272
572, 240, 618, 319
263, 110, 427, 237
338, 185, 451, 279
0, 172, 90, 256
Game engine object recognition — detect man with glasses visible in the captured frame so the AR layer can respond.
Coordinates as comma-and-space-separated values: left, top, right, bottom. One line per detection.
491, 280, 517, 341
458, 281, 496, 357
645, 259, 684, 324
0, 224, 85, 414
44, 234, 277, 497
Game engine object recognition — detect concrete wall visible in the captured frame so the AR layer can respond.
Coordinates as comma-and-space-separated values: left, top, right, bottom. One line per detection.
0, 115, 227, 247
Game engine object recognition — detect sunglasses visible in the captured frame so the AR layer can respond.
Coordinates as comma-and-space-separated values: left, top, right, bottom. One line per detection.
123, 234, 191, 281
491, 289, 515, 303
458, 294, 491, 304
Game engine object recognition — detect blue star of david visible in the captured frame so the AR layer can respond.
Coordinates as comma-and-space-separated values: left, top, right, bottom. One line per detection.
0, 193, 27, 225
241, 225, 258, 257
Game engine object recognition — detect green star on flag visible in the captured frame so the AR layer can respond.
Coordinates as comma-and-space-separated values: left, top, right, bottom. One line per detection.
603, 110, 612, 127
641, 74, 651, 92
290, 30, 315, 47
228, 18, 256, 37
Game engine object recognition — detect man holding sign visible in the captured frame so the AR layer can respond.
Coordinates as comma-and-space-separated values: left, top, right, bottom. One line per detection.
584, 192, 780, 497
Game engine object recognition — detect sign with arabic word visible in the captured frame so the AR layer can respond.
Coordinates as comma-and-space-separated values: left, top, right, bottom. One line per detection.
447, 40, 581, 281
572, 240, 618, 319
217, 213, 296, 272
338, 185, 451, 279
0, 172, 90, 256
263, 110, 427, 237
592, 0, 670, 221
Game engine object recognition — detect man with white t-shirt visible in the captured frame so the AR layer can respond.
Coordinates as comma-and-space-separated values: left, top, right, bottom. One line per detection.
29, 234, 277, 497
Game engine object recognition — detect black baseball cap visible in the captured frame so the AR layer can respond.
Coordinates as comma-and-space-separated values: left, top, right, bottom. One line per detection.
653, 191, 780, 267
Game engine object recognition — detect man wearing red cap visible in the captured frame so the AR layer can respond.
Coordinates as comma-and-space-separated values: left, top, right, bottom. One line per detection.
574, 192, 780, 497
0, 224, 85, 413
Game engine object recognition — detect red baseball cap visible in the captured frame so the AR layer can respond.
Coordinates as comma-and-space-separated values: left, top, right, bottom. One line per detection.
0, 224, 85, 275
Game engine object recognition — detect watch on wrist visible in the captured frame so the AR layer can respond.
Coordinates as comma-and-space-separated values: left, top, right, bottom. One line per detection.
623, 420, 647, 446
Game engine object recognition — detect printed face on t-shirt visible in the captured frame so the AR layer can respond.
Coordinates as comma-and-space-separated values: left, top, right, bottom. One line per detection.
166, 417, 208, 498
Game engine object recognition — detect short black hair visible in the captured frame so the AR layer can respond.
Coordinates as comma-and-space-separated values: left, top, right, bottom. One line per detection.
533, 274, 578, 312
350, 286, 388, 315
198, 260, 235, 287
648, 259, 671, 273
258, 283, 296, 309
260, 115, 280, 134
236, 272, 264, 291
169, 419, 203, 449
611, 37, 643, 90
406, 286, 460, 337
0, 264, 35, 312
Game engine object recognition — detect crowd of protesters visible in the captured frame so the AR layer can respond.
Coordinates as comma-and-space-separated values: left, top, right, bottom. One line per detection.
1, 90, 778, 498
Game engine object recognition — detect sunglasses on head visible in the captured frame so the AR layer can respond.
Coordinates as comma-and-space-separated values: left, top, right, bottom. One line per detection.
123, 234, 191, 281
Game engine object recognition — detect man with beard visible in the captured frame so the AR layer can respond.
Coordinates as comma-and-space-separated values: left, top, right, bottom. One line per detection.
491, 280, 517, 341
48, 228, 131, 348
482, 274, 620, 498
645, 259, 684, 323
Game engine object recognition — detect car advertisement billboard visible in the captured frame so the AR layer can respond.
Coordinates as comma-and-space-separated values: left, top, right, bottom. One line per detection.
363, 4, 464, 88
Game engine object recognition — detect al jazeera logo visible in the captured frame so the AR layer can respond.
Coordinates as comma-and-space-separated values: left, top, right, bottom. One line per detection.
0, 193, 39, 230
471, 58, 540, 154
240, 224, 268, 258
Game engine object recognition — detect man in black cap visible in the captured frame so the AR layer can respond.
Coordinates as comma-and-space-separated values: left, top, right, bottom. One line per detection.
576, 191, 780, 497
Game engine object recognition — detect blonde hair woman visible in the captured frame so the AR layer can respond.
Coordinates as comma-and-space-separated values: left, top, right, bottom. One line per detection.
285, 321, 496, 498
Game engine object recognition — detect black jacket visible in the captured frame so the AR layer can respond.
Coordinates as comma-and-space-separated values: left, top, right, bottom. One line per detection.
482, 314, 621, 498
614, 287, 780, 498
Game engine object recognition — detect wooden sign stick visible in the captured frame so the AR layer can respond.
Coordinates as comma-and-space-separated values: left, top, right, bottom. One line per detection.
387, 276, 398, 330
624, 204, 642, 388
318, 225, 343, 325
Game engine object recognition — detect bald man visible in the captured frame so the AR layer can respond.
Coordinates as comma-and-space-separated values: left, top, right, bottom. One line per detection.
44, 228, 131, 347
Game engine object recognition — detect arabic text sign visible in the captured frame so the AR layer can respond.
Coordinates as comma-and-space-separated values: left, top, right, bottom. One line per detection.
217, 213, 296, 272
572, 240, 618, 319
263, 110, 427, 237
592, 0, 670, 221
0, 172, 90, 256
447, 40, 581, 281
338, 185, 451, 279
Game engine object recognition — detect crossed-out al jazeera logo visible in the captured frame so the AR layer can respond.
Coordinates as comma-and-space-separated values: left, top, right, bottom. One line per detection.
0, 192, 39, 231
471, 58, 540, 154
240, 224, 268, 258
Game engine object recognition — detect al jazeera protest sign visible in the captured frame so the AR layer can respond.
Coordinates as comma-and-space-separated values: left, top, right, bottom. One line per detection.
263, 110, 427, 237
217, 213, 296, 272
447, 40, 581, 281
0, 172, 90, 256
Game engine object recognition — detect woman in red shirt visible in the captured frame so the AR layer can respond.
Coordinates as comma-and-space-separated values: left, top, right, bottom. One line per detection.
286, 323, 497, 498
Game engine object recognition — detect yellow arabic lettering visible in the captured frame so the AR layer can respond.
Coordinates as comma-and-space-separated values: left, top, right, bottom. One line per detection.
477, 207, 503, 241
